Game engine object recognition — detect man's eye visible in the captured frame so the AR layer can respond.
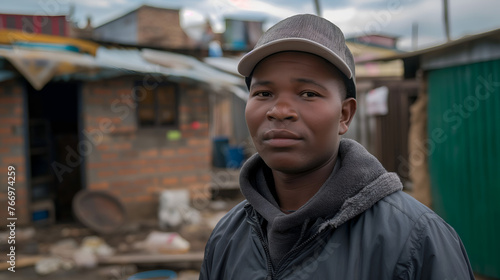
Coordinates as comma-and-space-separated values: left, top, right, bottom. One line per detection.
255, 91, 272, 97
301, 91, 318, 98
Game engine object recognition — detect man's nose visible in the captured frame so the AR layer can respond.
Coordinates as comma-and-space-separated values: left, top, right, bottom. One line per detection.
266, 99, 298, 121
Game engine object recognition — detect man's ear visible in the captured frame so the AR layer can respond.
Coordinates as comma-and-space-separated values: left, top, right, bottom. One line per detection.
339, 98, 357, 135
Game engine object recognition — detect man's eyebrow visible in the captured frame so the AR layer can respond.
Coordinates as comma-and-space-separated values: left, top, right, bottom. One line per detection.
250, 80, 273, 90
293, 78, 327, 90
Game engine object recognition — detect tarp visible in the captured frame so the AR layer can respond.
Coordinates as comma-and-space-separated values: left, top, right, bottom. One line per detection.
0, 45, 247, 100
0, 47, 99, 89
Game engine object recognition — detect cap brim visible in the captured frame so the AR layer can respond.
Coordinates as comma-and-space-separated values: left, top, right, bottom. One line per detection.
237, 38, 353, 79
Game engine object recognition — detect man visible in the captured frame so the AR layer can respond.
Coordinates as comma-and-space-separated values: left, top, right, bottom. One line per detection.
200, 14, 474, 279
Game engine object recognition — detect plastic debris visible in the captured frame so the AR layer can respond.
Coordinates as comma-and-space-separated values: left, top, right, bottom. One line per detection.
158, 190, 201, 229
136, 231, 190, 254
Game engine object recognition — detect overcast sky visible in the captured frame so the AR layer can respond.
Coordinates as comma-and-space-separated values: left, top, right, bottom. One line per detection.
2, 0, 500, 50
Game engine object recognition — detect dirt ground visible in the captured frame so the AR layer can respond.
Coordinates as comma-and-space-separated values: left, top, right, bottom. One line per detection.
0, 193, 244, 280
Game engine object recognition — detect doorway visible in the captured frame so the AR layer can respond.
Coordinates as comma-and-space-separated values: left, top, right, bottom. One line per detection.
27, 82, 82, 223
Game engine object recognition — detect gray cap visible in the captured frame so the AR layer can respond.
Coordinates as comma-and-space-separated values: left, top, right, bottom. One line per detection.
238, 14, 356, 98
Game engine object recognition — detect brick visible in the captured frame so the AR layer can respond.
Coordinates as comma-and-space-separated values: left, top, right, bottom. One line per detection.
112, 161, 136, 168
92, 88, 113, 95
162, 177, 179, 186
132, 178, 153, 186
110, 181, 129, 188
1, 137, 23, 145
158, 166, 172, 173
101, 153, 118, 160
89, 182, 109, 190
121, 197, 134, 203
139, 149, 159, 158
146, 186, 160, 194
196, 146, 211, 155
175, 165, 195, 172
112, 126, 135, 133
201, 174, 212, 182
0, 108, 9, 115
2, 156, 24, 164
98, 170, 114, 177
161, 149, 176, 157
113, 142, 132, 150
187, 138, 209, 147
131, 159, 147, 166
136, 195, 153, 202
118, 169, 138, 176
110, 117, 122, 124
140, 167, 156, 174
0, 97, 22, 104
181, 175, 197, 184
86, 97, 102, 104
0, 127, 12, 134
13, 106, 22, 115
97, 145, 109, 151
16, 175, 25, 183
88, 162, 109, 169
121, 186, 143, 195
177, 148, 192, 155
0, 118, 22, 125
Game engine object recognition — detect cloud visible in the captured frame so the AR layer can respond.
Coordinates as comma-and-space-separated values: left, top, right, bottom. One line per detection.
3, 0, 500, 51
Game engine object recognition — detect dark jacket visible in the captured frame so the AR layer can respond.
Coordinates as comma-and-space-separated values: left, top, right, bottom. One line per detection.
200, 139, 474, 280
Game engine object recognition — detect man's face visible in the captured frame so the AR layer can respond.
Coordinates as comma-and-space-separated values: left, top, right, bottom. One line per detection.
245, 52, 356, 174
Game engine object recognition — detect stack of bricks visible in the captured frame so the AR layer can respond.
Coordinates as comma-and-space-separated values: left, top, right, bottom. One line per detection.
0, 80, 29, 226
82, 76, 212, 220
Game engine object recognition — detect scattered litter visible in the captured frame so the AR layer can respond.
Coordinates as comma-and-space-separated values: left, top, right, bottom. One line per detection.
49, 238, 79, 259
158, 190, 201, 229
135, 231, 190, 254
73, 247, 98, 269
81, 236, 115, 257
35, 257, 74, 275
0, 227, 36, 244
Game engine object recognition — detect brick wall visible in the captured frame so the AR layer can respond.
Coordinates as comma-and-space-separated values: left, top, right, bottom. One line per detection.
0, 80, 29, 226
82, 76, 211, 220
136, 6, 193, 49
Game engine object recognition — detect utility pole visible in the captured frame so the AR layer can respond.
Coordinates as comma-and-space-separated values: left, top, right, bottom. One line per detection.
443, 0, 451, 41
412, 22, 418, 50
314, 0, 322, 17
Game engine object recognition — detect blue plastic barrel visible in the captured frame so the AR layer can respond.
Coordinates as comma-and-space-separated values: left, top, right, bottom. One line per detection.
225, 145, 245, 168
212, 137, 229, 168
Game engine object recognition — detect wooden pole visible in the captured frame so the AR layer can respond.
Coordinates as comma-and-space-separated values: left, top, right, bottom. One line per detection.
443, 0, 451, 41
314, 0, 322, 17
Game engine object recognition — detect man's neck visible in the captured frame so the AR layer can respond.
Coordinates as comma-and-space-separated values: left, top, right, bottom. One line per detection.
272, 155, 337, 212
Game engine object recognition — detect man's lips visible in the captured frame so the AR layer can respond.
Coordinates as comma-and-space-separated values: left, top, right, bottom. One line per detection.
262, 129, 302, 147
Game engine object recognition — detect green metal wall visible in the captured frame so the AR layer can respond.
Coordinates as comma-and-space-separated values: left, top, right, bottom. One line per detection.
428, 59, 500, 278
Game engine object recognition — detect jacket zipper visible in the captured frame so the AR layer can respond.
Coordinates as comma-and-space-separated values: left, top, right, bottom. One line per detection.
246, 207, 275, 279
274, 228, 331, 277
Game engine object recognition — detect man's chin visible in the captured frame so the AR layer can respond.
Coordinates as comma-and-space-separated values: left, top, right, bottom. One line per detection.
261, 155, 308, 174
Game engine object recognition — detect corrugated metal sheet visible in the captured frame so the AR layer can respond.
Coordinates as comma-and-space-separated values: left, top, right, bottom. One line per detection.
428, 59, 500, 278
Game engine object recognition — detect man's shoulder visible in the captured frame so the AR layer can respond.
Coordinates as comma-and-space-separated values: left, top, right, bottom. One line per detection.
379, 191, 434, 219
374, 190, 451, 232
